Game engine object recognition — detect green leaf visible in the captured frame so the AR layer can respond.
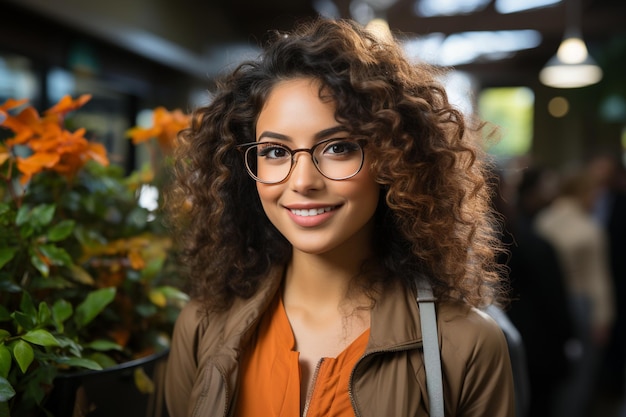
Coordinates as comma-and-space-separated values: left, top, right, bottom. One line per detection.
0, 397, 11, 417
0, 345, 11, 378
87, 352, 117, 369
126, 207, 148, 229
52, 299, 72, 332
0, 330, 9, 341
73, 225, 106, 248
19, 292, 37, 318
68, 264, 95, 285
38, 244, 73, 266
159, 285, 191, 303
0, 376, 16, 402
85, 339, 123, 352
74, 287, 116, 329
15, 204, 32, 226
0, 247, 17, 270
30, 204, 55, 227
19, 221, 35, 239
37, 302, 52, 327
29, 248, 49, 277
13, 340, 34, 373
136, 303, 157, 318
140, 257, 165, 280
21, 330, 59, 347
11, 311, 36, 331
46, 219, 75, 242
0, 306, 9, 322
18, 364, 54, 407
0, 279, 22, 294
55, 335, 83, 357
58, 357, 102, 371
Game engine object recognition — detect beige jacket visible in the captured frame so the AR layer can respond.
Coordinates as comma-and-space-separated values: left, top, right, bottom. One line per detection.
535, 197, 615, 329
165, 266, 515, 417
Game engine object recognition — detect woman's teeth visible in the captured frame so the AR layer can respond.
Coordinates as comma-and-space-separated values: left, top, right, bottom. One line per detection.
290, 207, 334, 217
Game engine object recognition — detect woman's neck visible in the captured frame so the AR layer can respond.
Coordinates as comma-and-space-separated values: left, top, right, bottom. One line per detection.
283, 249, 375, 415
283, 248, 373, 313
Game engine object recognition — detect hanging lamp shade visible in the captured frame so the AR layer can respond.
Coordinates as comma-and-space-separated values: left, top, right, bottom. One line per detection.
539, 0, 603, 89
539, 30, 603, 88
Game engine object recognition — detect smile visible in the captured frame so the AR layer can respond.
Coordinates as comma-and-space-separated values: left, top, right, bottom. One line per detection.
290, 206, 335, 217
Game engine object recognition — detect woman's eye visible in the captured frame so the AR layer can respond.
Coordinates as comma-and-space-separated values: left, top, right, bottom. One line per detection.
323, 140, 358, 156
258, 145, 289, 159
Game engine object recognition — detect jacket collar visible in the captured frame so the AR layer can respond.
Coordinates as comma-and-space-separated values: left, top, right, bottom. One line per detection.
219, 264, 285, 355
366, 278, 423, 352
217, 264, 423, 356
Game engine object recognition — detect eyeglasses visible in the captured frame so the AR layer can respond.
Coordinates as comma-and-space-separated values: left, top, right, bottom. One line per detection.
237, 138, 365, 184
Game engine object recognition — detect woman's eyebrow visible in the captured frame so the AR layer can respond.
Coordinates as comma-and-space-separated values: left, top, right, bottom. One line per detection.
314, 125, 348, 140
257, 126, 348, 142
257, 131, 290, 141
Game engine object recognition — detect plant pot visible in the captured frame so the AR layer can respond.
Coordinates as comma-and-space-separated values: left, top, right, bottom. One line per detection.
41, 349, 169, 417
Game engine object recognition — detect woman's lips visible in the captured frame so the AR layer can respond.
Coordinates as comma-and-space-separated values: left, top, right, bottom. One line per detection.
289, 206, 334, 216
286, 205, 338, 227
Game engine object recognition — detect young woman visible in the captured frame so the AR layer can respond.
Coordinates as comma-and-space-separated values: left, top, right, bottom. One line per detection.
164, 17, 514, 417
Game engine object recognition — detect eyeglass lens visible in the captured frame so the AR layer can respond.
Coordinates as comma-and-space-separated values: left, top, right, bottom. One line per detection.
244, 139, 363, 183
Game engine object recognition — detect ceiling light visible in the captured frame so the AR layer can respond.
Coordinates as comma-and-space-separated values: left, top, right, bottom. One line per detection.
414, 0, 490, 17
539, 0, 602, 88
495, 0, 561, 14
402, 30, 541, 67
539, 33, 602, 88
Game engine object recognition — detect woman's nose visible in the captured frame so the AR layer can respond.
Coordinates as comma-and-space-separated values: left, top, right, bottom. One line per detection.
289, 153, 324, 193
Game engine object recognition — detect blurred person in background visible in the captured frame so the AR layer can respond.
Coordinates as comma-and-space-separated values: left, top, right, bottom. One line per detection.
495, 162, 574, 417
587, 154, 626, 399
535, 168, 615, 417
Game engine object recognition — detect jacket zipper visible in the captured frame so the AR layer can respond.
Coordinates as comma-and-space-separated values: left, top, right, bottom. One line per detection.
302, 358, 324, 417
348, 342, 422, 417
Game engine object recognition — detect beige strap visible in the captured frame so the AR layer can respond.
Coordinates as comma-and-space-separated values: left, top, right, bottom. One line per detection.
416, 279, 444, 417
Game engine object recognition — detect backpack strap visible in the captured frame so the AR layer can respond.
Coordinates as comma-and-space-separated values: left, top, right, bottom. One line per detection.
416, 279, 444, 417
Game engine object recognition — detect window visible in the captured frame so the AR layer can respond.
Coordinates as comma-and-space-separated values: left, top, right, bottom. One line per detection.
478, 87, 534, 159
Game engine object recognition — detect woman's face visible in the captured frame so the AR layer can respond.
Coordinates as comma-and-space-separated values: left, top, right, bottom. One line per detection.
255, 78, 380, 257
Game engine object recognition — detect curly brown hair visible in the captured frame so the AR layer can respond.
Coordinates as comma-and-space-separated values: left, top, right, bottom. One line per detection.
167, 17, 506, 311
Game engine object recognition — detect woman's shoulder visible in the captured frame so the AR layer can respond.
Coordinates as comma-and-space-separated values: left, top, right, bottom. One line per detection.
432, 302, 516, 416
173, 299, 211, 342
437, 301, 509, 354
173, 272, 283, 352
174, 298, 235, 333
171, 299, 239, 362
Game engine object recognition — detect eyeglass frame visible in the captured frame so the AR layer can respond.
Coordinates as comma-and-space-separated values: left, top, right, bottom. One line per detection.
236, 137, 367, 184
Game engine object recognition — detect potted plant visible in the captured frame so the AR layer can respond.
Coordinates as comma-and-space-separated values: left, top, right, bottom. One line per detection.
0, 95, 190, 416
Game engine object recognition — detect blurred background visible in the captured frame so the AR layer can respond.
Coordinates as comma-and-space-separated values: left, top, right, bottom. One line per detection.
1, 0, 625, 416
1, 0, 625, 171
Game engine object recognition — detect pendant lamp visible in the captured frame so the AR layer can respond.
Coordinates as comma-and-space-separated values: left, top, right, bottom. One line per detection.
539, 0, 602, 88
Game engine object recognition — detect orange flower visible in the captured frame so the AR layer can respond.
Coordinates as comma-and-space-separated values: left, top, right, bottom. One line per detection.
0, 144, 10, 166
0, 98, 28, 112
0, 95, 109, 184
108, 328, 131, 348
126, 106, 190, 153
128, 249, 145, 270
86, 142, 109, 167
2, 106, 40, 146
16, 153, 61, 184
0, 101, 14, 127
44, 94, 92, 118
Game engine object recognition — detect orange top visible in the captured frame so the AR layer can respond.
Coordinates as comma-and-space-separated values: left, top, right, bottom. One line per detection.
235, 294, 370, 417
